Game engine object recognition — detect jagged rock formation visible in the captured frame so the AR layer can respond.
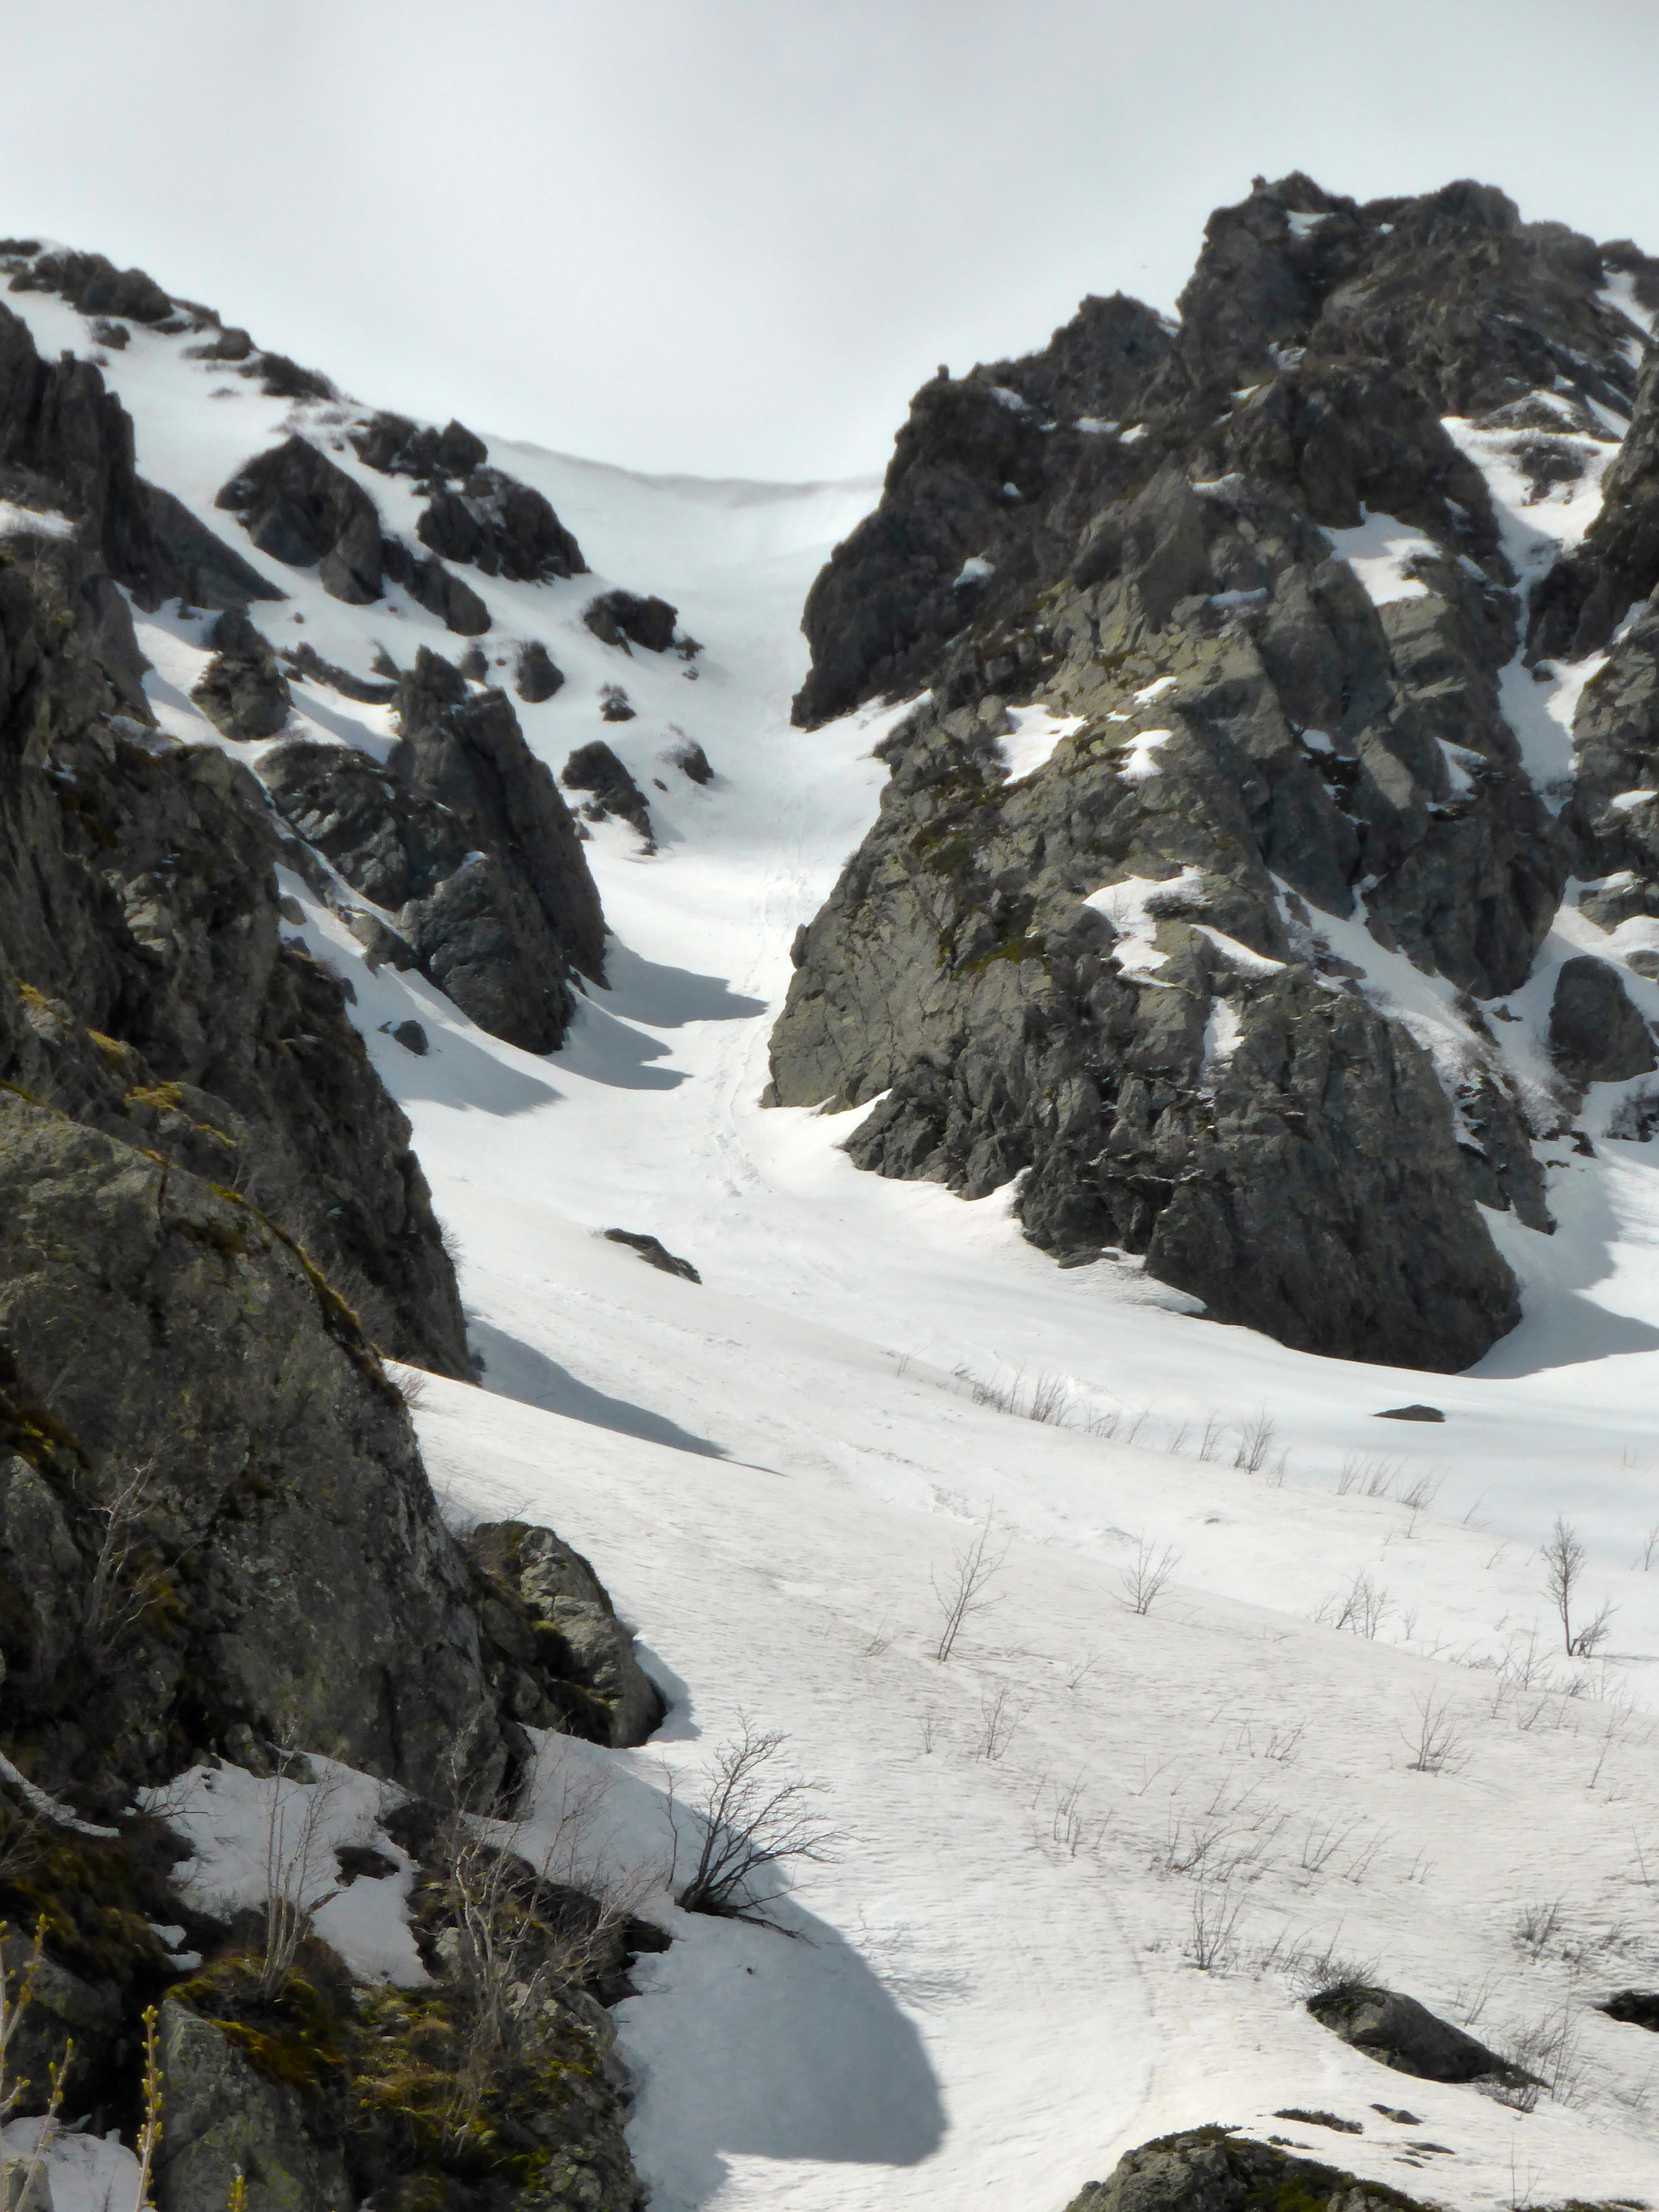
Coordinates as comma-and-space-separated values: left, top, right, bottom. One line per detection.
264, 650, 605, 1053
562, 738, 655, 847
773, 173, 1659, 1367
189, 609, 293, 739
584, 588, 680, 653
1062, 2128, 1434, 2212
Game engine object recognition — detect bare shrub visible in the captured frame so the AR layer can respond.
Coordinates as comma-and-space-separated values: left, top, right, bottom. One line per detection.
975, 1683, 1024, 1761
672, 1719, 839, 1925
1336, 1453, 1399, 1500
932, 1503, 1010, 1662
1401, 1690, 1465, 1776
1512, 1897, 1563, 1955
80, 1460, 160, 1664
1186, 1883, 1244, 1971
258, 1754, 344, 1998
1026, 1371, 1071, 1426
1120, 1537, 1179, 1616
1637, 1521, 1659, 1572
1543, 1515, 1617, 1657
1042, 1774, 1107, 1859
1316, 1569, 1390, 1639
1233, 1410, 1277, 1475
1198, 1414, 1225, 1463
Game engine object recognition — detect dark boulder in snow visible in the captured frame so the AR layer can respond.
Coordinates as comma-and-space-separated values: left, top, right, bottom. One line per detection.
381, 535, 491, 634
515, 637, 565, 702
563, 740, 654, 848
1599, 1989, 1659, 2030
463, 1518, 668, 1748
1061, 2128, 1437, 2212
189, 610, 292, 740
584, 588, 679, 653
215, 434, 384, 603
12, 249, 174, 325
418, 470, 584, 583
352, 412, 488, 480
387, 1017, 429, 1055
1307, 1984, 1535, 2087
604, 1227, 701, 1283
666, 732, 713, 784
1549, 954, 1656, 1083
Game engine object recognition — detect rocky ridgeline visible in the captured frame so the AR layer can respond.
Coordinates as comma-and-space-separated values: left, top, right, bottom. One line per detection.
772, 174, 1659, 1369
0, 248, 664, 2207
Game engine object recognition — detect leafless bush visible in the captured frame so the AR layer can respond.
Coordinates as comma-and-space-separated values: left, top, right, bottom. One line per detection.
1233, 1410, 1277, 1475
1065, 1647, 1102, 1692
932, 1503, 1010, 1661
1637, 1521, 1659, 1572
1041, 1774, 1107, 1859
258, 1755, 344, 1997
1401, 1690, 1465, 1776
976, 1683, 1024, 1761
1512, 1897, 1563, 1955
1543, 1514, 1617, 1657
1489, 2007, 1584, 2110
1398, 1470, 1441, 1536
1198, 1414, 1225, 1463
1120, 1537, 1179, 1616
672, 1718, 839, 1925
80, 1460, 159, 1663
1336, 1453, 1400, 1499
1185, 1883, 1244, 1971
1298, 1817, 1363, 1877
1316, 1569, 1390, 1639
1164, 1420, 1191, 1456
1026, 1371, 1072, 1426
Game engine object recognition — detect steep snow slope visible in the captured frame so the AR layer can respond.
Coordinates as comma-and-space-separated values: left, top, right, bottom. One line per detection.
8, 270, 1659, 2210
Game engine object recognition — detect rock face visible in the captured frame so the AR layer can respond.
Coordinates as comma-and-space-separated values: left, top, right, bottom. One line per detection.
188, 610, 292, 740
0, 530, 468, 1374
1061, 2128, 1434, 2212
155, 2002, 351, 2212
353, 409, 586, 581
515, 637, 565, 702
771, 173, 1659, 1367
264, 651, 605, 1054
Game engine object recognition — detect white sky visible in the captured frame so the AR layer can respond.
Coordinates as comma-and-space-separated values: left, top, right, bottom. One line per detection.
4, 0, 1659, 482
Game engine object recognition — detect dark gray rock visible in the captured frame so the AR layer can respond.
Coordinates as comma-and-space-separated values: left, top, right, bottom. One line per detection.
604, 1228, 700, 1282
245, 353, 335, 403
15, 251, 173, 325
418, 469, 584, 583
563, 740, 654, 847
189, 613, 291, 741
1308, 1984, 1534, 2087
1375, 1404, 1444, 1422
1061, 2127, 1437, 2212
1550, 954, 1656, 1082
389, 1018, 428, 1055
666, 733, 712, 783
0, 549, 468, 1374
381, 534, 490, 634
215, 436, 383, 603
584, 589, 679, 653
351, 412, 489, 479
1600, 1990, 1659, 2030
463, 1520, 667, 1748
515, 638, 565, 702
599, 684, 636, 722
155, 2002, 349, 2212
279, 639, 396, 704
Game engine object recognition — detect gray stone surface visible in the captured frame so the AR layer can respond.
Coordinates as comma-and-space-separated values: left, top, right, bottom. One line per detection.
155, 2001, 349, 2212
215, 435, 384, 604
1308, 1984, 1533, 2087
1061, 2128, 1435, 2212
1550, 954, 1656, 1083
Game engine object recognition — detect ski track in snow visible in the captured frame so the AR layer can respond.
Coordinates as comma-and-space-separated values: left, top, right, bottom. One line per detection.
12, 279, 1659, 2208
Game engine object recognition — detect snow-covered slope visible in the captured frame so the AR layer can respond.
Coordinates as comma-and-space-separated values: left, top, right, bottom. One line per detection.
8, 256, 1659, 2211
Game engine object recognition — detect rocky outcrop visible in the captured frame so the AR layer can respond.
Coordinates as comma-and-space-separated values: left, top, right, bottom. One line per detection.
584, 589, 679, 653
155, 2002, 351, 2212
263, 651, 605, 1052
0, 532, 468, 1373
515, 637, 564, 702
0, 1092, 534, 1797
353, 409, 586, 582
1308, 1984, 1535, 2088
562, 739, 655, 847
1549, 954, 1655, 1083
463, 1520, 667, 1748
215, 436, 383, 604
188, 611, 292, 741
380, 533, 491, 634
1062, 2128, 1434, 2212
772, 175, 1659, 1366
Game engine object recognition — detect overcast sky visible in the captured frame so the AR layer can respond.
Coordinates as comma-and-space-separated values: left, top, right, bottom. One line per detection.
5, 1, 1658, 482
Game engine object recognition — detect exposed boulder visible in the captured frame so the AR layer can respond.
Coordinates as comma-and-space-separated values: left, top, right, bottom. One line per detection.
562, 740, 654, 847
666, 733, 713, 784
604, 1227, 701, 1282
1061, 2128, 1435, 2212
189, 611, 291, 741
1308, 1984, 1535, 2087
1600, 1990, 1659, 2030
380, 535, 491, 634
418, 470, 584, 583
279, 639, 396, 705
515, 638, 564, 702
463, 1520, 667, 1748
1549, 954, 1656, 1083
13, 250, 174, 326
351, 412, 489, 479
583, 589, 678, 653
215, 436, 383, 604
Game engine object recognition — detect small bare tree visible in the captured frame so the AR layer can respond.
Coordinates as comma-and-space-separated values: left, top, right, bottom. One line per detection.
672, 1719, 839, 1925
257, 1756, 342, 1998
81, 1461, 159, 1664
932, 1504, 1010, 1662
1402, 1689, 1464, 1775
1543, 1516, 1617, 1657
1120, 1537, 1179, 1616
